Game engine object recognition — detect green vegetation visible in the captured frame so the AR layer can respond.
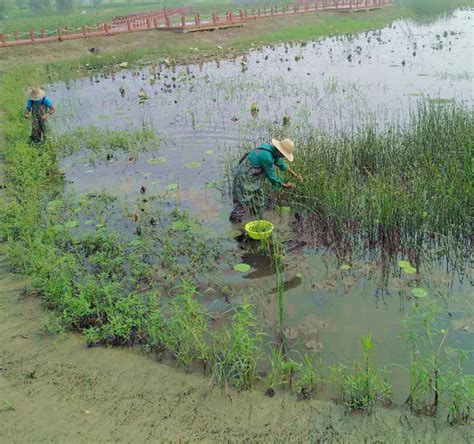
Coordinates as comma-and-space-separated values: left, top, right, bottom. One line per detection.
211, 301, 263, 390
402, 302, 472, 421
271, 103, 474, 263
331, 334, 392, 412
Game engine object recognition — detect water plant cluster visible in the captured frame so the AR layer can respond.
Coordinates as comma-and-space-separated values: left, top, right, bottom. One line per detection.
243, 102, 473, 269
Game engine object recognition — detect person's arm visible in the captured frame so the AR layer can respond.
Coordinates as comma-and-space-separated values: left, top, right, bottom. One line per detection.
42, 97, 55, 120
274, 158, 300, 187
288, 167, 303, 182
261, 156, 295, 190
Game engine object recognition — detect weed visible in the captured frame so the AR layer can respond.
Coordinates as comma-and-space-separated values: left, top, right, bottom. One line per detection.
296, 354, 320, 400
443, 357, 473, 426
163, 281, 209, 371
211, 301, 263, 391
331, 334, 392, 413
402, 302, 447, 416
42, 314, 66, 336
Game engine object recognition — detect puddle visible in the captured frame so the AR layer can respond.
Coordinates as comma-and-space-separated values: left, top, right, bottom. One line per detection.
49, 9, 473, 401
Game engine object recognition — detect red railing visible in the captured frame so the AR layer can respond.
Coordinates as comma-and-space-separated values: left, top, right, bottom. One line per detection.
0, 1, 392, 48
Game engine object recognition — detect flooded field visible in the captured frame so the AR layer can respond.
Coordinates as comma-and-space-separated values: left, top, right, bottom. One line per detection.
47, 9, 473, 404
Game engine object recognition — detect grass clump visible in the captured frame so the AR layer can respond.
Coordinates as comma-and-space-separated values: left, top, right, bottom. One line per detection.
402, 301, 473, 422
211, 301, 263, 390
277, 103, 473, 263
163, 281, 210, 371
331, 334, 392, 413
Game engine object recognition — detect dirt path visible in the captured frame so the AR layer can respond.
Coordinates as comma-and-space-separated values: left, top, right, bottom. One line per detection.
1, 246, 472, 443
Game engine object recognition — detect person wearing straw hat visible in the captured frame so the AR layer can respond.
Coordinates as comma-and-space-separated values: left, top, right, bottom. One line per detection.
229, 138, 303, 223
24, 87, 55, 144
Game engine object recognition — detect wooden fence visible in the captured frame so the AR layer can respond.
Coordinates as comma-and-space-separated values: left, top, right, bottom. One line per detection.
0, 1, 392, 47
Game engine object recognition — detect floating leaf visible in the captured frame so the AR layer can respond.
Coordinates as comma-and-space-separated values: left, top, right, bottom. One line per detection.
411, 287, 428, 298
148, 157, 166, 164
84, 220, 94, 225
403, 266, 417, 274
398, 260, 412, 269
151, 181, 160, 185
229, 229, 242, 239
340, 264, 351, 271
85, 170, 95, 174
295, 272, 303, 279
144, 173, 151, 177
167, 183, 179, 191
205, 150, 213, 155
65, 220, 79, 228
95, 224, 105, 229
52, 224, 64, 232
234, 263, 251, 273
184, 161, 201, 169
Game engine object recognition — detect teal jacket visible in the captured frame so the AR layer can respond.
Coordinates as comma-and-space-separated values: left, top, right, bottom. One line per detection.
247, 143, 289, 190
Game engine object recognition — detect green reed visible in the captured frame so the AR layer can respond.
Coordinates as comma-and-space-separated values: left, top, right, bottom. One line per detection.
273, 102, 473, 263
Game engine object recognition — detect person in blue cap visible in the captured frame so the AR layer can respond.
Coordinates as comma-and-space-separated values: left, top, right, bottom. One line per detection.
24, 87, 55, 144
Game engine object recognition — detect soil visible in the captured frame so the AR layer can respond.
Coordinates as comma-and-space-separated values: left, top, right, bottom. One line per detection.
1, 250, 473, 443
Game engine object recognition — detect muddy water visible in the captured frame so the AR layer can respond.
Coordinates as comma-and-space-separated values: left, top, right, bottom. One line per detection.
49, 9, 473, 401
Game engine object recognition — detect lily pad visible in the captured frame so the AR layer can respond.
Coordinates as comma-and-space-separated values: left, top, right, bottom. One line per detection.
229, 229, 243, 239
403, 266, 417, 274
340, 264, 351, 271
398, 260, 412, 269
234, 263, 251, 273
65, 220, 79, 228
167, 183, 179, 191
184, 161, 201, 169
411, 287, 428, 298
148, 157, 166, 164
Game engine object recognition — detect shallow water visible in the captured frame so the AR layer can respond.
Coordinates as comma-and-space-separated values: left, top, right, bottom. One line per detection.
50, 9, 473, 400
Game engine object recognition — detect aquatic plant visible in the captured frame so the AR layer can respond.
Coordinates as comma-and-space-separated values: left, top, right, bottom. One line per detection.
295, 354, 320, 400
402, 302, 447, 416
211, 301, 263, 390
443, 355, 473, 426
163, 281, 210, 371
331, 334, 392, 413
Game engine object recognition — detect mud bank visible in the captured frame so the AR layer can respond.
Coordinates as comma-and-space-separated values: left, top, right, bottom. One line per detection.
1, 249, 472, 443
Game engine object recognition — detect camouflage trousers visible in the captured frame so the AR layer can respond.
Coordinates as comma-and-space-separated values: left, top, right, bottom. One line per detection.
229, 157, 265, 222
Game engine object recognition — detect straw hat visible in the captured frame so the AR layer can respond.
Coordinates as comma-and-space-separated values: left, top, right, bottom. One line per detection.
28, 87, 46, 101
272, 138, 295, 163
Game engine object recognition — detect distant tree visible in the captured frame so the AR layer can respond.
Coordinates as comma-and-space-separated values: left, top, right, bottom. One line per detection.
28, 0, 51, 13
56, 0, 75, 13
